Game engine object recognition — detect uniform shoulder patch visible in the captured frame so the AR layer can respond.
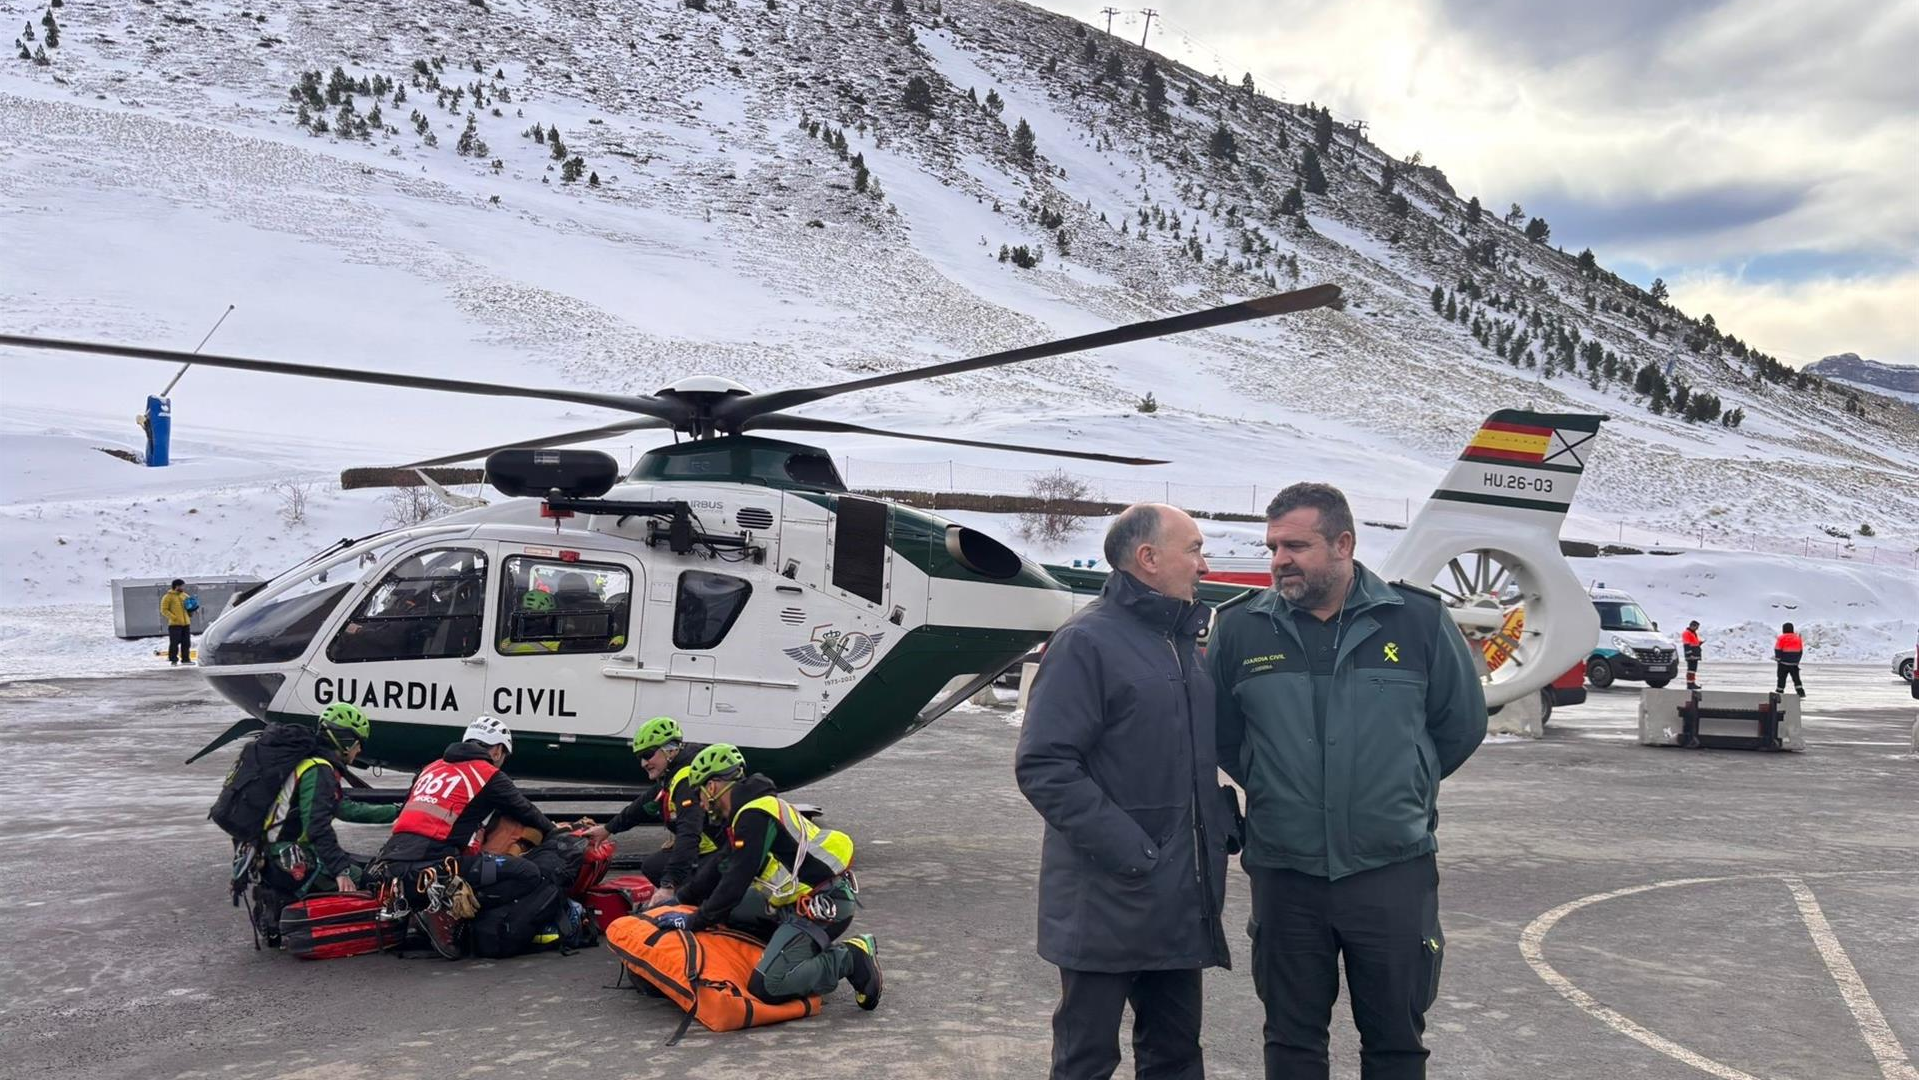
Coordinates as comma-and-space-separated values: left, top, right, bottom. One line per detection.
1210, 588, 1260, 615
1390, 579, 1445, 604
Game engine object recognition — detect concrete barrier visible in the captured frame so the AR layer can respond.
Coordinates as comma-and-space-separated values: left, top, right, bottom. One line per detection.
1638, 687, 1803, 751
1488, 692, 1545, 738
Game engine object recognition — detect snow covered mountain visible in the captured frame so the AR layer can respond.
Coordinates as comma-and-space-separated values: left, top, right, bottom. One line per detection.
2, 0, 1915, 668
1807, 353, 1919, 407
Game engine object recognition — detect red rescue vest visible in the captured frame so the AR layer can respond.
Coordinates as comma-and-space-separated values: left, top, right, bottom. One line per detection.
1776, 632, 1804, 652
393, 758, 499, 841
1682, 628, 1702, 648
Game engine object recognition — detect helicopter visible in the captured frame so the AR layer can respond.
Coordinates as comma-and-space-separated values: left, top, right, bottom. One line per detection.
1, 283, 1602, 795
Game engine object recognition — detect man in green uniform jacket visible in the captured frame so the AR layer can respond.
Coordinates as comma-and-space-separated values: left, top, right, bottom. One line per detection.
264, 703, 400, 895
1209, 482, 1486, 1080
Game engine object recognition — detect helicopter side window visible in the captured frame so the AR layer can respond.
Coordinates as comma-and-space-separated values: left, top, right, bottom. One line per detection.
673, 571, 752, 649
496, 556, 632, 655
326, 548, 488, 664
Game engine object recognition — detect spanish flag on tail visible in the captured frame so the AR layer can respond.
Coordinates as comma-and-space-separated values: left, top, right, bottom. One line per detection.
1431, 410, 1606, 515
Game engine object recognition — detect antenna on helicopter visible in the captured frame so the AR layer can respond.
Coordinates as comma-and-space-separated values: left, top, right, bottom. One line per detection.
2, 284, 1341, 468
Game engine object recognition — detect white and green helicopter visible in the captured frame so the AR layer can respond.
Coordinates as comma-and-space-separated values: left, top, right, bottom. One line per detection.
2, 284, 1601, 794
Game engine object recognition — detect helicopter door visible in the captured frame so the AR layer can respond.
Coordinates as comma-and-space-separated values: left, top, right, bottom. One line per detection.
315, 546, 492, 725
484, 551, 641, 737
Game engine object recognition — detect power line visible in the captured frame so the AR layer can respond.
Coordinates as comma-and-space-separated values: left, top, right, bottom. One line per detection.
1099, 5, 1121, 36
1138, 7, 1157, 48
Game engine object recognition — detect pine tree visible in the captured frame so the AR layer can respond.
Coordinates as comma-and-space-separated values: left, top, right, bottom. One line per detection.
1650, 277, 1670, 304
296, 102, 311, 127
1103, 53, 1122, 81
1524, 216, 1551, 244
456, 112, 477, 155
902, 75, 934, 115
1241, 72, 1255, 95
1577, 247, 1596, 277
1279, 185, 1303, 215
1444, 294, 1458, 320
1207, 120, 1236, 161
1465, 195, 1481, 225
1379, 163, 1395, 193
550, 131, 567, 160
1013, 117, 1036, 165
561, 155, 584, 182
1299, 146, 1327, 195
1082, 37, 1097, 63
984, 89, 1003, 115
1430, 285, 1444, 313
1312, 106, 1333, 152
589, 171, 600, 187
891, 0, 907, 14
42, 14, 56, 48
18, 41, 31, 60
1141, 61, 1167, 120
1387, 193, 1409, 217
853, 153, 870, 193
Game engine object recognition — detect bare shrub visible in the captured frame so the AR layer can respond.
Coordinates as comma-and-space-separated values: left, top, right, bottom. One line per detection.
1016, 469, 1094, 545
382, 484, 447, 528
272, 478, 316, 525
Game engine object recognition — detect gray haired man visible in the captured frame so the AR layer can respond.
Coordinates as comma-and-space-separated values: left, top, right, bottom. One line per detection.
1017, 503, 1236, 1080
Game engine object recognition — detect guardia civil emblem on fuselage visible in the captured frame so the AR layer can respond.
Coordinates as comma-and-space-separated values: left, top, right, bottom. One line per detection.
784, 626, 886, 678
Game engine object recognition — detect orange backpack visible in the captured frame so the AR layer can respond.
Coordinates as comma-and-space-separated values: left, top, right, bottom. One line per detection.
603, 906, 821, 1043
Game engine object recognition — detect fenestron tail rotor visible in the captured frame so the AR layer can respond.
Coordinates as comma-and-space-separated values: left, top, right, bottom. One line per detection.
0, 283, 1341, 466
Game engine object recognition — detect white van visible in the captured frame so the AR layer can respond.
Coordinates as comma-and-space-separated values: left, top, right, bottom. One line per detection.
1585, 586, 1677, 689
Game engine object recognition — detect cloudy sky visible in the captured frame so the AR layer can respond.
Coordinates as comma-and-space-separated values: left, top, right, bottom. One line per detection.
1028, 0, 1919, 366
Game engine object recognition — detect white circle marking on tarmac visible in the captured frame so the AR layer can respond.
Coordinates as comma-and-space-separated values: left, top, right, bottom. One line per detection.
1519, 870, 1917, 1080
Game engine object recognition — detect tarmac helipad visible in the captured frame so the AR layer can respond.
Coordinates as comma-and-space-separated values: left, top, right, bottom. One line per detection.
1, 660, 1913, 1080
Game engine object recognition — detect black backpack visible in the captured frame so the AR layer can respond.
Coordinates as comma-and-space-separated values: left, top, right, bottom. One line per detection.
209, 722, 320, 841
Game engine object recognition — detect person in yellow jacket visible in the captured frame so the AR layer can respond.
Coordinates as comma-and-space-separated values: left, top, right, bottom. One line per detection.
665, 744, 883, 1010
161, 579, 193, 664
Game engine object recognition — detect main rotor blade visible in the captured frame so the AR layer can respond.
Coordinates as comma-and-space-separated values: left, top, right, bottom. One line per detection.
744, 415, 1169, 465
0, 334, 686, 422
716, 283, 1341, 424
398, 417, 674, 468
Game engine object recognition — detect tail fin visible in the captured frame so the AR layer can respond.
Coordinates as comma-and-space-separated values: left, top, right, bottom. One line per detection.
1430, 411, 1604, 523
1380, 411, 1607, 708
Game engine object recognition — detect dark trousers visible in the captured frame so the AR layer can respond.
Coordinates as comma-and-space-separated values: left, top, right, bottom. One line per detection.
1248, 855, 1442, 1080
168, 624, 191, 663
1050, 967, 1203, 1080
1776, 663, 1803, 693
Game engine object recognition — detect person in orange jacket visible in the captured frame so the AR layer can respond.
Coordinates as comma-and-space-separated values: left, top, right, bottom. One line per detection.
1773, 622, 1805, 696
1682, 621, 1704, 690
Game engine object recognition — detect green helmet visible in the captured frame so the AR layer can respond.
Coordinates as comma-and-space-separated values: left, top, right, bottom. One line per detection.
319, 702, 370, 744
521, 589, 555, 612
686, 743, 747, 786
631, 716, 683, 757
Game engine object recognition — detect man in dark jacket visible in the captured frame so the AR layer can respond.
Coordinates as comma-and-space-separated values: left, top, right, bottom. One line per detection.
1016, 503, 1232, 1080
374, 717, 561, 954
578, 715, 718, 905
1210, 483, 1486, 1080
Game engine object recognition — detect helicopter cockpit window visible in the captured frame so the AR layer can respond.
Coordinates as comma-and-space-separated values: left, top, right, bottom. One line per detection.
673, 571, 752, 650
497, 556, 632, 655
200, 536, 411, 667
326, 548, 488, 664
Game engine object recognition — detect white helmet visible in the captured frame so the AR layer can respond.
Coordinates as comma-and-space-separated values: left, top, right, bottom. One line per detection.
463, 716, 514, 753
